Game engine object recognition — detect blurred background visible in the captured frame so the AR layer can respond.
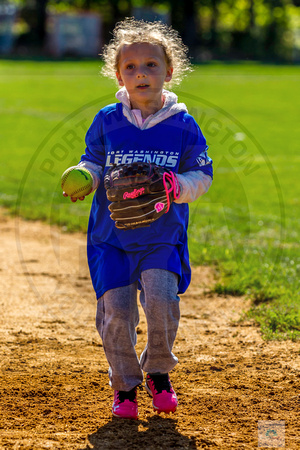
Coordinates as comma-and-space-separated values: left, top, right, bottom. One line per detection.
0, 0, 299, 62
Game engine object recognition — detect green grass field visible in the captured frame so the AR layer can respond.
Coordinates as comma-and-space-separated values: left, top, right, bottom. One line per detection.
1, 60, 299, 340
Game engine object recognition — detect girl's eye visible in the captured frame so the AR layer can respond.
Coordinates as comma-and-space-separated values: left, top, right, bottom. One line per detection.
148, 62, 156, 67
126, 64, 134, 69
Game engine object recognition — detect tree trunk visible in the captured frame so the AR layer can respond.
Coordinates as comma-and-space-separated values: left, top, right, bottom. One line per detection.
183, 0, 198, 51
210, 0, 218, 49
249, 0, 255, 29
170, 0, 198, 51
36, 0, 48, 46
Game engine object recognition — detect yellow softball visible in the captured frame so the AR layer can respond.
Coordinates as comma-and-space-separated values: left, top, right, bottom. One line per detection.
61, 167, 93, 198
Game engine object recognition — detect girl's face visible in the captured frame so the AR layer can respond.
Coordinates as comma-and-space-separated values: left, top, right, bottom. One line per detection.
116, 43, 173, 109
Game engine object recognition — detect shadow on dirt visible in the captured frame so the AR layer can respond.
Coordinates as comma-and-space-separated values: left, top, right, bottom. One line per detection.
81, 415, 197, 449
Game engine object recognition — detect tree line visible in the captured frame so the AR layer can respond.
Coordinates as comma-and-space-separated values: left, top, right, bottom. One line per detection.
12, 0, 300, 61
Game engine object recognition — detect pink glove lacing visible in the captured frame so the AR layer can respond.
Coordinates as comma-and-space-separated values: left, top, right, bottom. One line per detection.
163, 171, 181, 212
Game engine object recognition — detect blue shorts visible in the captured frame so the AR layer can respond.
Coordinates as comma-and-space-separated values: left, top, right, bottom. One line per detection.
87, 242, 191, 299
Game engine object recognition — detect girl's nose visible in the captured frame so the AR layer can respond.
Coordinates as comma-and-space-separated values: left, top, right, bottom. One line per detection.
136, 66, 147, 78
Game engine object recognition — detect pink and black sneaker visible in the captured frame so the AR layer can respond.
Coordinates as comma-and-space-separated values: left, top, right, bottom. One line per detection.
112, 387, 138, 420
145, 373, 178, 414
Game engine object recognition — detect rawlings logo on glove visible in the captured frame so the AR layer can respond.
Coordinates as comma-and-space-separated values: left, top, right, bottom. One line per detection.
123, 187, 145, 199
104, 162, 181, 230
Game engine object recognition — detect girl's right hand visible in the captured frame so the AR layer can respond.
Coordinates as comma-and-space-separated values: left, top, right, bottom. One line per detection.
63, 192, 85, 202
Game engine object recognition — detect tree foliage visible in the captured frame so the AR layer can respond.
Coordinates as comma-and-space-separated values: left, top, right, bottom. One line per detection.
11, 0, 299, 61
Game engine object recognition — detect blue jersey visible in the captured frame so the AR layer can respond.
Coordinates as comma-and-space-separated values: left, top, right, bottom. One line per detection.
81, 103, 213, 298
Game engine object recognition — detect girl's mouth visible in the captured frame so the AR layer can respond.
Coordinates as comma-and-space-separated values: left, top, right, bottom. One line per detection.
137, 84, 150, 89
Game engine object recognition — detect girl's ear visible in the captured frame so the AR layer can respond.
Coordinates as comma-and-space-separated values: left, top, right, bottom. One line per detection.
116, 72, 124, 86
165, 67, 173, 83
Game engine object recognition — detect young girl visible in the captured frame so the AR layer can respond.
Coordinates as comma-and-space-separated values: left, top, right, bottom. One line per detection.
63, 18, 213, 420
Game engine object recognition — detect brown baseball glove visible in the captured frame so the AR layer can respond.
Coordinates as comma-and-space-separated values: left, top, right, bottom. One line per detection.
104, 162, 180, 230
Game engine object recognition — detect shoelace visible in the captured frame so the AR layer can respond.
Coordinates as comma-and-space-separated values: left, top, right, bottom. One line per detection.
117, 387, 137, 403
148, 373, 171, 394
163, 171, 180, 212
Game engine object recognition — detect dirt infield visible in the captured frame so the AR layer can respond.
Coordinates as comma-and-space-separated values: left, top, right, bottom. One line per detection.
0, 210, 299, 449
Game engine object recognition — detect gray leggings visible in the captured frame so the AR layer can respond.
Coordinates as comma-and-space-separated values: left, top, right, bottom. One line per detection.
96, 269, 180, 391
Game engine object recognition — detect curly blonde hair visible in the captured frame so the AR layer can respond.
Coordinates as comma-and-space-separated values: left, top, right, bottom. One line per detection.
101, 17, 192, 88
